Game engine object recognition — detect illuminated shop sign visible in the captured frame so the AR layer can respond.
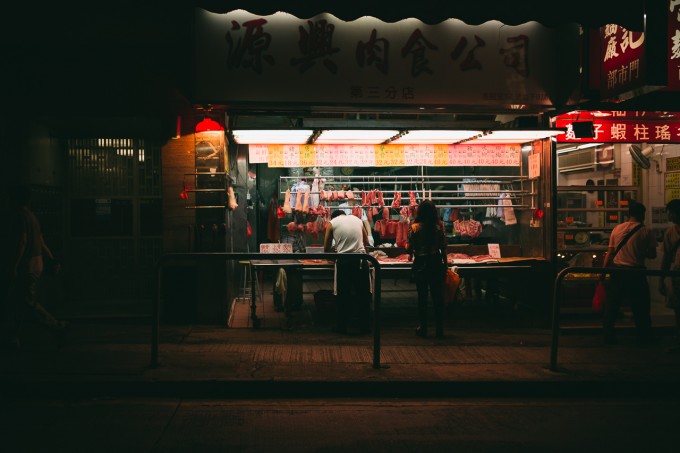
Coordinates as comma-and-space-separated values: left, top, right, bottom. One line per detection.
668, 0, 680, 89
194, 9, 580, 107
555, 111, 680, 143
599, 24, 646, 99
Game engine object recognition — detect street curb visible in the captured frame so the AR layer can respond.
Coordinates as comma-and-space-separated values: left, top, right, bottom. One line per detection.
7, 379, 680, 399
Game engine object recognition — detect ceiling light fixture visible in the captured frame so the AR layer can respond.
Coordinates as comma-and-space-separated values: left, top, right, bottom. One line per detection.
231, 129, 314, 144
314, 129, 399, 144
472, 129, 563, 144
390, 130, 483, 144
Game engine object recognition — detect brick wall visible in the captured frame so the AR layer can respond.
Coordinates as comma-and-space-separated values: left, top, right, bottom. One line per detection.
161, 133, 195, 253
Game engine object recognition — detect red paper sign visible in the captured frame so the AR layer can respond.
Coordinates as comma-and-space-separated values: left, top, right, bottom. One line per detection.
599, 24, 646, 99
669, 1, 680, 89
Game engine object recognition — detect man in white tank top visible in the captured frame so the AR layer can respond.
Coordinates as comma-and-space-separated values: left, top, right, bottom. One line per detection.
324, 210, 370, 333
602, 201, 657, 345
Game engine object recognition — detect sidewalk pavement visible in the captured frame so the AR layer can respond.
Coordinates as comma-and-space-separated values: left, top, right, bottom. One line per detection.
3, 319, 680, 398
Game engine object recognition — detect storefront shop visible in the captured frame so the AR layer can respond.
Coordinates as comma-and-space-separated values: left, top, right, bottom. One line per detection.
6, 2, 663, 317
548, 3, 680, 319
162, 7, 593, 323
553, 111, 680, 313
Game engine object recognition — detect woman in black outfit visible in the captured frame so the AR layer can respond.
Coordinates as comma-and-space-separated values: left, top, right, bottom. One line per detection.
407, 199, 448, 338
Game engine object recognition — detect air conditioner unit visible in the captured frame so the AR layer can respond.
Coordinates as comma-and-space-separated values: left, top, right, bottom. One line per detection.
558, 148, 596, 173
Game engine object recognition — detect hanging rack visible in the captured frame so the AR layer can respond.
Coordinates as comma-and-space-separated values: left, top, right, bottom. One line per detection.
277, 173, 532, 212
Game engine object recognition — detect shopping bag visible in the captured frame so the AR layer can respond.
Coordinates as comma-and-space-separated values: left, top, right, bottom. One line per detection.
444, 268, 461, 305
591, 281, 606, 312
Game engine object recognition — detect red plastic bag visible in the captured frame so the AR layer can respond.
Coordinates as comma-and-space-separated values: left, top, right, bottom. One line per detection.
592, 281, 606, 312
443, 268, 461, 305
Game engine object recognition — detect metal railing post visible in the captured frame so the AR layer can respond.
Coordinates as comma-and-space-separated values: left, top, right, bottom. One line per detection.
550, 266, 680, 372
150, 252, 383, 369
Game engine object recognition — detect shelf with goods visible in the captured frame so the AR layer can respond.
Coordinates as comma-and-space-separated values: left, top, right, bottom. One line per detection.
556, 185, 640, 253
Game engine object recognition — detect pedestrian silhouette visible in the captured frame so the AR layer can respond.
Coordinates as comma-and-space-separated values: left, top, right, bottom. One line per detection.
2, 185, 66, 349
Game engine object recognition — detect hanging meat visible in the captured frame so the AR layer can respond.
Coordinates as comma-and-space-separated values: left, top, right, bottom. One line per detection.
399, 206, 410, 221
376, 190, 385, 207
227, 186, 238, 211
391, 192, 402, 209
302, 189, 310, 213
408, 191, 417, 207
283, 189, 292, 213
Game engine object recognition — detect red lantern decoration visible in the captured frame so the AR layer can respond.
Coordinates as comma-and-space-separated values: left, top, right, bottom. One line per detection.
195, 117, 224, 133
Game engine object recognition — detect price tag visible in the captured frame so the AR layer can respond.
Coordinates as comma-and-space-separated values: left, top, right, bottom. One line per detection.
268, 145, 284, 167
487, 243, 501, 258
249, 145, 268, 163
434, 145, 449, 166
566, 216, 574, 223
595, 200, 603, 206
299, 145, 315, 167
374, 145, 387, 166
609, 215, 618, 221
283, 145, 300, 167
620, 200, 629, 206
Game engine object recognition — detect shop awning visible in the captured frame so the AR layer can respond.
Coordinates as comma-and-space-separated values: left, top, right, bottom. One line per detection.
198, 0, 648, 30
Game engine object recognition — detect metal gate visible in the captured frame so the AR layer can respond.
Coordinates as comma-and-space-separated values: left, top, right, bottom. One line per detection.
66, 137, 162, 307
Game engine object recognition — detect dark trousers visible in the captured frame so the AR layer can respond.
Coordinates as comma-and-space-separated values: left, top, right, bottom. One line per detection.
413, 255, 445, 335
604, 268, 653, 341
3, 273, 60, 339
335, 258, 371, 332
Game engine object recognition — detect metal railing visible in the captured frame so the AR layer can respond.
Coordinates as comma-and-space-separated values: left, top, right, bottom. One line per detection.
550, 266, 680, 372
150, 253, 546, 371
151, 252, 383, 369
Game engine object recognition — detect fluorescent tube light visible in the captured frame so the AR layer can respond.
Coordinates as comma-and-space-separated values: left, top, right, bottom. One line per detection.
314, 129, 399, 144
231, 130, 313, 144
390, 130, 482, 144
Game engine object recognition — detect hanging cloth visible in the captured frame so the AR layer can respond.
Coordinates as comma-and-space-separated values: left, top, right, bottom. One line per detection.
499, 192, 517, 225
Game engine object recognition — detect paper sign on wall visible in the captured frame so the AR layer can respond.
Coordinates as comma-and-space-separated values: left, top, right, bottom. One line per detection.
528, 153, 541, 179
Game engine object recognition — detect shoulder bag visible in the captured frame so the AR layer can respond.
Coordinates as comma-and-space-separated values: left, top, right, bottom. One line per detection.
592, 223, 644, 312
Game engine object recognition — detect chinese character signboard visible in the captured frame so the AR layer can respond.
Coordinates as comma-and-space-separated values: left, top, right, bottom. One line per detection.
555, 111, 680, 143
666, 172, 680, 203
195, 9, 580, 108
599, 24, 646, 99
669, 0, 680, 89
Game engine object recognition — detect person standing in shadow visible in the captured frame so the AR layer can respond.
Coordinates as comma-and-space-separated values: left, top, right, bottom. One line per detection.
407, 199, 448, 338
1, 185, 66, 349
602, 200, 657, 345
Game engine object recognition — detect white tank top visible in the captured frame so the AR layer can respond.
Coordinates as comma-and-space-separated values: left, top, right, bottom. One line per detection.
330, 215, 365, 253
